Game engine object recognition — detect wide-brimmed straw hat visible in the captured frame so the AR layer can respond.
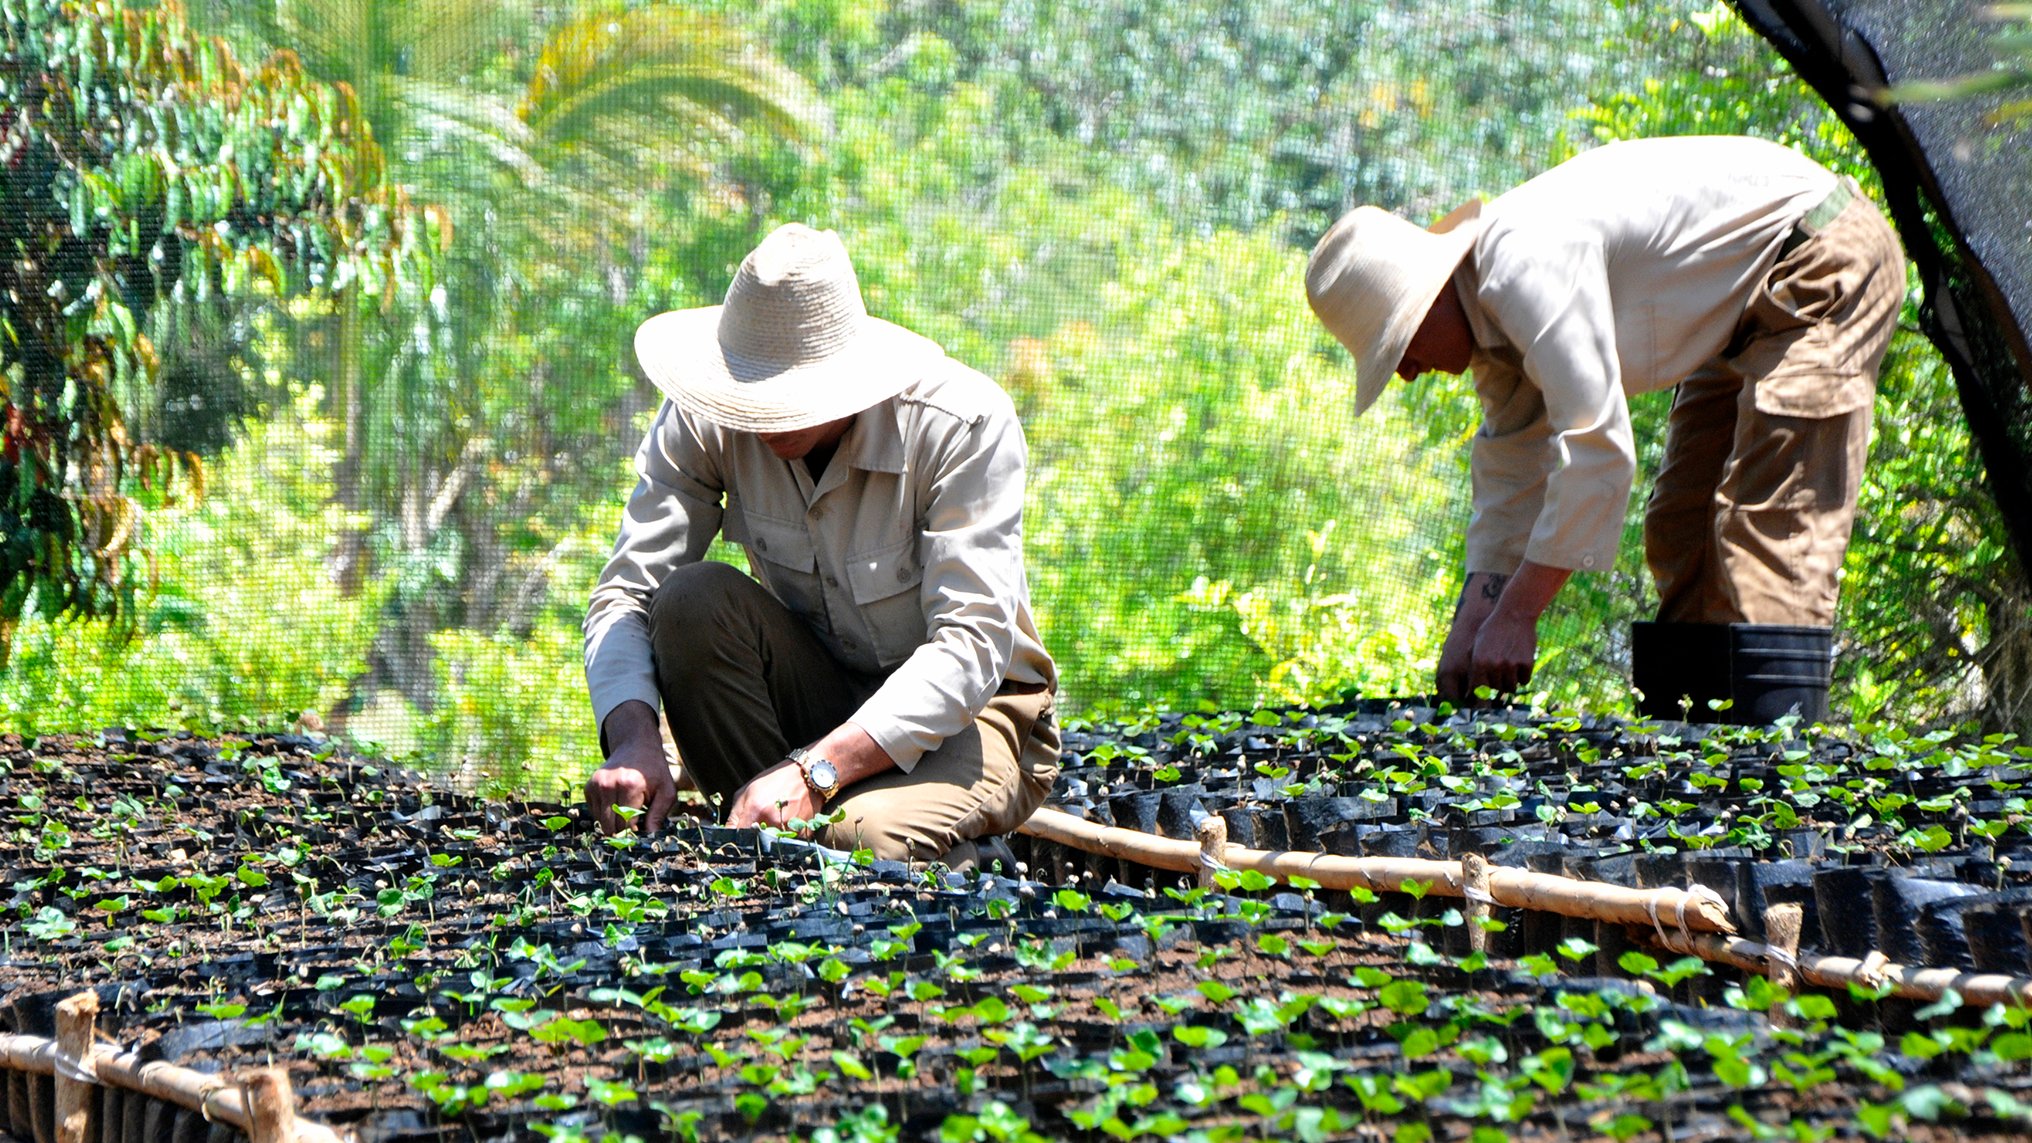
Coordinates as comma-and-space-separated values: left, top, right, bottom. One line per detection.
634, 223, 944, 433
1305, 200, 1483, 416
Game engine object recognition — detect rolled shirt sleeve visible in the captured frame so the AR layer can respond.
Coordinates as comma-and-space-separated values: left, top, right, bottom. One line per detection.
582, 403, 726, 734
1465, 228, 1637, 574
851, 383, 1043, 771
1464, 354, 1552, 575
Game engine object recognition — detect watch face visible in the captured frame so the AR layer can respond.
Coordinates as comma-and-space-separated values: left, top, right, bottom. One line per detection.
810, 758, 840, 792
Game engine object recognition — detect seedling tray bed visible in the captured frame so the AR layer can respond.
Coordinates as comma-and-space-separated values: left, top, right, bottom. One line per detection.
3, 716, 2032, 1141
1040, 702, 2032, 968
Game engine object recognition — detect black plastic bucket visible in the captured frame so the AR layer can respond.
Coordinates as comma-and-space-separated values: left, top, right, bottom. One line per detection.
1728, 624, 1832, 725
1631, 621, 1730, 720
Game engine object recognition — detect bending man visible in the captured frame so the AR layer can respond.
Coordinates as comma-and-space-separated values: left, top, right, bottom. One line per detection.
1305, 136, 1904, 721
583, 223, 1059, 868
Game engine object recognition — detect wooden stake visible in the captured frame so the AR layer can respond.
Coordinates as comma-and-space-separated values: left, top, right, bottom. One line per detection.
1765, 903, 1804, 1027
243, 1067, 298, 1143
1765, 904, 1804, 992
54, 991, 97, 1143
1194, 816, 1228, 890
1462, 853, 1493, 955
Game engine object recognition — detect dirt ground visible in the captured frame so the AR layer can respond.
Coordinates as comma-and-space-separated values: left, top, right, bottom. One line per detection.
3, 714, 2032, 1141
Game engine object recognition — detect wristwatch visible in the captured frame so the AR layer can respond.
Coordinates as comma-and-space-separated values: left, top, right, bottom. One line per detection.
788, 747, 840, 802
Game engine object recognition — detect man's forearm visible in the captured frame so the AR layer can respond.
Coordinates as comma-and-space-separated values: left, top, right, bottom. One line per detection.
1491, 559, 1571, 624
600, 699, 663, 758
805, 722, 897, 787
1454, 570, 1510, 628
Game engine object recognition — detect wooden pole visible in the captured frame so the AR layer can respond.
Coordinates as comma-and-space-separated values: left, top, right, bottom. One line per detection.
1656, 929, 2032, 1008
1194, 815, 1228, 890
1016, 806, 2032, 1008
243, 1068, 299, 1143
1462, 853, 1493, 955
0, 1031, 352, 1143
1018, 806, 1736, 934
53, 992, 96, 1143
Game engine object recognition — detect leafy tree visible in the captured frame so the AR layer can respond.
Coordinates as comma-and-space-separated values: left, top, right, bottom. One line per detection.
0, 0, 431, 653
180, 0, 825, 708
0, 384, 388, 732
731, 0, 1626, 244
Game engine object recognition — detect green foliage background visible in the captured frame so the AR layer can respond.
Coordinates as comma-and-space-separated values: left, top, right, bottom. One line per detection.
1, 0, 2022, 792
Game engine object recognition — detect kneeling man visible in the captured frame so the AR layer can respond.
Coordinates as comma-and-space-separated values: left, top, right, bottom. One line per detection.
583, 223, 1059, 868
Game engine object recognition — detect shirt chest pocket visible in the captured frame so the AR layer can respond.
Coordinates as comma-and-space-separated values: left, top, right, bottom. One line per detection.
845, 537, 926, 668
734, 510, 822, 618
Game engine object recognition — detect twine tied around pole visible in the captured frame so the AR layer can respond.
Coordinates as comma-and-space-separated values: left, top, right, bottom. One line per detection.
1194, 816, 1229, 889
1648, 882, 1729, 945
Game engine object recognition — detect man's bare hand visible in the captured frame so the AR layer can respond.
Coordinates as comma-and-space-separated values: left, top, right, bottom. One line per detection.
586, 700, 689, 835
586, 744, 679, 835
1436, 620, 1481, 702
1468, 609, 1538, 697
726, 761, 818, 833
1437, 572, 1506, 702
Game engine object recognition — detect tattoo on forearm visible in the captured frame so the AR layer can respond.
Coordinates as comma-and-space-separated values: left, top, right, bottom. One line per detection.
1454, 573, 1510, 618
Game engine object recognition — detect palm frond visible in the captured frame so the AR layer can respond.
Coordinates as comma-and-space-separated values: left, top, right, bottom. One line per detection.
399, 0, 518, 87
518, 7, 828, 169
392, 77, 543, 184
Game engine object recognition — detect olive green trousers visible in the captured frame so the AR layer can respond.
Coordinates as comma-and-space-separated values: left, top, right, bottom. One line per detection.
646, 560, 1059, 867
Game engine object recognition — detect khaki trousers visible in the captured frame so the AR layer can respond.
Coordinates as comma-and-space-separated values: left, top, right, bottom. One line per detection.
646, 560, 1060, 866
1644, 194, 1904, 626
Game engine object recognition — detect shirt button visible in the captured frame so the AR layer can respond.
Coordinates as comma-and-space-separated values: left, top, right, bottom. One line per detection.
810, 505, 824, 519
756, 537, 769, 552
896, 567, 910, 582
826, 576, 840, 588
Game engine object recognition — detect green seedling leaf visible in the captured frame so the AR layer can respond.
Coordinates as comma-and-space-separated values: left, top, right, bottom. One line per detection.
1172, 1024, 1228, 1050
1196, 980, 1237, 1004
1915, 989, 1965, 1021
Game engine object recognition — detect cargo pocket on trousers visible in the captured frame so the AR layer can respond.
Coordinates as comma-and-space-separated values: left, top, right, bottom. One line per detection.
1737, 247, 1872, 419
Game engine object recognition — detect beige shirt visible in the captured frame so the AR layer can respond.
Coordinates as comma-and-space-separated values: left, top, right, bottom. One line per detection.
1455, 135, 1840, 575
583, 361, 1055, 772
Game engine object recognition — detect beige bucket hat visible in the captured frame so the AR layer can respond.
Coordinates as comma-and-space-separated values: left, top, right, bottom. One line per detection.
1305, 200, 1484, 416
634, 223, 945, 433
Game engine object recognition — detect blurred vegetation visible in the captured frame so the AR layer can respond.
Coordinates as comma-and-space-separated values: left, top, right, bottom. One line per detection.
0, 0, 2023, 792
1891, 2, 2032, 123
0, 0, 430, 652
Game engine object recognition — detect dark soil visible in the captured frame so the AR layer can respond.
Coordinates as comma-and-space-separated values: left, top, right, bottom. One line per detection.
3, 704, 2032, 1141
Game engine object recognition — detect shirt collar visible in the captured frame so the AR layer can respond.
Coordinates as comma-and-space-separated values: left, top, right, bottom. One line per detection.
839, 395, 908, 474
1452, 256, 1510, 359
